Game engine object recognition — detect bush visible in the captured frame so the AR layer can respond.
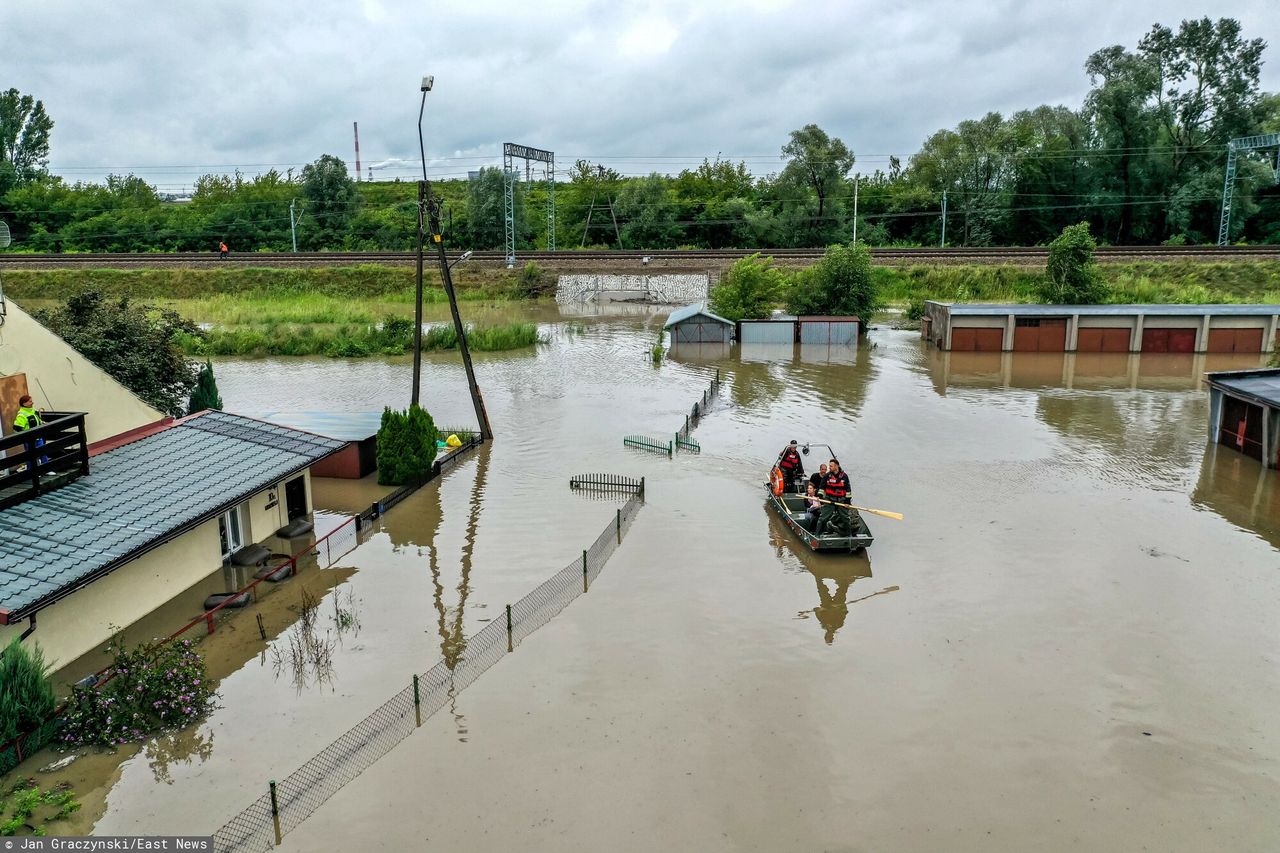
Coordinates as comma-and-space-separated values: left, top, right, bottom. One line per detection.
186, 360, 223, 413
59, 637, 215, 749
709, 253, 786, 321
0, 641, 56, 750
1037, 222, 1108, 305
905, 299, 926, 322
788, 241, 881, 322
515, 261, 553, 298
0, 779, 81, 837
376, 404, 439, 486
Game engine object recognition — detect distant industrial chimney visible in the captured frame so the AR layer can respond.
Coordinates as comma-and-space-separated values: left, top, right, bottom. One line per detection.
353, 122, 362, 181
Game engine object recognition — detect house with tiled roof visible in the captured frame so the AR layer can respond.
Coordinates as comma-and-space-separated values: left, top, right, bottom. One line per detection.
0, 408, 344, 669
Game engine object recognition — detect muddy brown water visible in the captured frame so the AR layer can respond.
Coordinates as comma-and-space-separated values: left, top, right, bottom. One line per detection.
8, 310, 1280, 851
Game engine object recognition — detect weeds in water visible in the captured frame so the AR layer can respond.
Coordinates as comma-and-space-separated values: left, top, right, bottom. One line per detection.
177, 318, 543, 358
272, 587, 337, 693
0, 779, 80, 836
331, 587, 362, 639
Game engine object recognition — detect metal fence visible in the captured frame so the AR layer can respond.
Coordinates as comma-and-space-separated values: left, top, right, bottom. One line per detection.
626, 369, 719, 457
0, 513, 364, 777
212, 475, 645, 853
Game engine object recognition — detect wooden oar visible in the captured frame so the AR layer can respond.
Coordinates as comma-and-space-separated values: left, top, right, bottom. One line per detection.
804, 495, 904, 521
846, 585, 900, 606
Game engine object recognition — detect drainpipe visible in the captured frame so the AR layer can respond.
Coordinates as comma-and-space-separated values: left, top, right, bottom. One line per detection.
19, 612, 36, 642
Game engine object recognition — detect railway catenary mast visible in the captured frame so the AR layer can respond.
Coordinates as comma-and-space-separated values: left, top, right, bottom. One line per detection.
502, 143, 556, 267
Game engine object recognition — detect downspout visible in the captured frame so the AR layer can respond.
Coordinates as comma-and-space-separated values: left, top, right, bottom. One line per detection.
19, 612, 37, 642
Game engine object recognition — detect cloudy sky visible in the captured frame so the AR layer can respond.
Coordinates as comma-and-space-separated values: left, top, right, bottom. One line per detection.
2, 0, 1278, 190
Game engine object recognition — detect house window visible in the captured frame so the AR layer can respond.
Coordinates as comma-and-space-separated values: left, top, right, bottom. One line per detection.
219, 505, 245, 559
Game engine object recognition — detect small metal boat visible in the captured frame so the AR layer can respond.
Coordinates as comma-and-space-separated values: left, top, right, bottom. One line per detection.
766, 490, 873, 553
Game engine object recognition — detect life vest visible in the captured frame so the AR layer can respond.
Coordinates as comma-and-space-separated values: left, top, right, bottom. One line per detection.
779, 447, 801, 471
219, 243, 228, 252
769, 466, 785, 496
13, 406, 41, 432
823, 470, 850, 501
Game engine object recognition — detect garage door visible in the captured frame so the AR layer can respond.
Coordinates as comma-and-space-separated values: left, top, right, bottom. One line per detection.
950, 327, 1003, 352
1206, 328, 1264, 354
1012, 318, 1067, 352
1220, 395, 1265, 461
1076, 327, 1130, 353
1141, 327, 1196, 353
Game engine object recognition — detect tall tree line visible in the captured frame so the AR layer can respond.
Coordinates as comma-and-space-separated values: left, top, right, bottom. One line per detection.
2, 18, 1278, 251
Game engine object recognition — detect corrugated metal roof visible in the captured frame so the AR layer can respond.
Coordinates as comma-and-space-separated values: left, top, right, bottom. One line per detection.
0, 410, 344, 620
1206, 368, 1280, 407
664, 302, 733, 328
933, 302, 1280, 317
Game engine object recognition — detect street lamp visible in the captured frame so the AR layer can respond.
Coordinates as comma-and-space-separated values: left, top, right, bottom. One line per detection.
449, 250, 473, 270
414, 75, 493, 440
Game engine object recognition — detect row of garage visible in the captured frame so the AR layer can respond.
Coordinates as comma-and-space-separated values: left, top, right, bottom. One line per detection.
924, 302, 1280, 354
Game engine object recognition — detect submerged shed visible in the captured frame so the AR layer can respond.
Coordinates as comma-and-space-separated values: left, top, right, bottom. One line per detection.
665, 303, 734, 343
1206, 368, 1280, 467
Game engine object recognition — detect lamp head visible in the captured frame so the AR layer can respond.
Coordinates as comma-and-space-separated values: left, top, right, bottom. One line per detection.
420, 75, 434, 92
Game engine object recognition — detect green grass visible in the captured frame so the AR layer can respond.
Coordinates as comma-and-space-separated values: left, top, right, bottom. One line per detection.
176, 319, 545, 358
875, 261, 1280, 306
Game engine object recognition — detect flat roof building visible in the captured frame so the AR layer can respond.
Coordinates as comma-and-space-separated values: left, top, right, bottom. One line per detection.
923, 302, 1280, 354
1206, 368, 1280, 467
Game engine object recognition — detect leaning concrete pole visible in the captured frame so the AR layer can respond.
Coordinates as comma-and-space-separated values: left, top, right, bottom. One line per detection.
426, 194, 493, 440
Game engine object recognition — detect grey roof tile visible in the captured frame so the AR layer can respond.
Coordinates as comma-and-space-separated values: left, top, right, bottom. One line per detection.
0, 410, 343, 618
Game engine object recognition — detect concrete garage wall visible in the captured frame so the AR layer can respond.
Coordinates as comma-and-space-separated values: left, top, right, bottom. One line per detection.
950, 316, 1007, 328
1210, 316, 1272, 329
0, 300, 163, 442
0, 519, 222, 670
1078, 316, 1138, 329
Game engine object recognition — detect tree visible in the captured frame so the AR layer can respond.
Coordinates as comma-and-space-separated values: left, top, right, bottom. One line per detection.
1038, 223, 1108, 304
0, 88, 53, 195
780, 124, 855, 222
788, 242, 880, 321
615, 173, 680, 248
188, 360, 223, 413
709, 253, 786, 321
376, 405, 439, 486
910, 112, 1017, 246
300, 154, 358, 247
465, 167, 526, 250
34, 291, 201, 416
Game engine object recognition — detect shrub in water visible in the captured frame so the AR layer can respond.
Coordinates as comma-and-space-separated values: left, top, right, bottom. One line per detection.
0, 640, 56, 749
788, 241, 880, 321
59, 637, 214, 749
376, 404, 439, 485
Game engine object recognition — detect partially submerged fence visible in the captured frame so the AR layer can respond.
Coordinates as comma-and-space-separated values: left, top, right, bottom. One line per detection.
212, 474, 645, 853
624, 369, 720, 457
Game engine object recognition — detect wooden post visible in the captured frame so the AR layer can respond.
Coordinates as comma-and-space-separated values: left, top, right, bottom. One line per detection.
582, 549, 589, 592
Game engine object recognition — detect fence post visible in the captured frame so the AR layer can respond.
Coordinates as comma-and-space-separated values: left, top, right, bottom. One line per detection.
206, 613, 215, 635
269, 780, 279, 817
640, 477, 645, 499
582, 549, 589, 592
616, 508, 622, 543
506, 604, 513, 652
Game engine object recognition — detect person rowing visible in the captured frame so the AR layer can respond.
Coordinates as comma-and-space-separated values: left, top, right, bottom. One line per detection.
817, 459, 854, 535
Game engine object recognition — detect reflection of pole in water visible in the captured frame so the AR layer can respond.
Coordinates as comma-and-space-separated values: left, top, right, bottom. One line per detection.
428, 445, 489, 739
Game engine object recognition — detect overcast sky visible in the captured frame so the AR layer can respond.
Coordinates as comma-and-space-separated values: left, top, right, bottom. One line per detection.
2, 0, 1278, 191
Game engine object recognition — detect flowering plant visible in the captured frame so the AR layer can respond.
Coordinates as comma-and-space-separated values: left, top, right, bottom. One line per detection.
60, 637, 214, 749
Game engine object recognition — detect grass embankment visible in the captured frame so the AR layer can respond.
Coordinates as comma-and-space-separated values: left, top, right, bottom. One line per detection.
876, 261, 1280, 305
5, 265, 553, 357
177, 319, 544, 358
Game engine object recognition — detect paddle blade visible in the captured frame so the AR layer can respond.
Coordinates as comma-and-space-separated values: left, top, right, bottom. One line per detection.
857, 506, 904, 521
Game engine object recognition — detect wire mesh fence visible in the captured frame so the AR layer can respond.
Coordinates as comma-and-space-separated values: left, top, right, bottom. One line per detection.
212, 476, 645, 853
635, 369, 720, 455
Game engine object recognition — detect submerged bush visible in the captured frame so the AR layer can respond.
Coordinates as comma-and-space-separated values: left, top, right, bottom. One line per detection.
377, 404, 439, 486
0, 779, 81, 837
0, 640, 56, 749
59, 637, 215, 749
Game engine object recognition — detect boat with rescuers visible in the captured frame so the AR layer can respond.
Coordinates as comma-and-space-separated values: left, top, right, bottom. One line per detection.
766, 442, 873, 554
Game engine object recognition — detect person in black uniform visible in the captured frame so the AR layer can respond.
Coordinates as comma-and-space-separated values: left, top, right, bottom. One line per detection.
818, 459, 853, 535
777, 440, 804, 493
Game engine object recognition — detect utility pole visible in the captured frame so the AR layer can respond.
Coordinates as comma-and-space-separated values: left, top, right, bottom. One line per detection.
940, 190, 948, 248
412, 179, 426, 407
852, 174, 859, 244
289, 199, 299, 252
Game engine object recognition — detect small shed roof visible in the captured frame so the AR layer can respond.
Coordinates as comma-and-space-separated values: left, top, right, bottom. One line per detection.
0, 410, 344, 622
929, 301, 1280, 317
664, 303, 733, 329
1206, 368, 1280, 408
257, 411, 382, 443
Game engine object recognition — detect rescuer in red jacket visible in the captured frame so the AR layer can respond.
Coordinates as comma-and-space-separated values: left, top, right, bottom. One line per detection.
778, 440, 804, 493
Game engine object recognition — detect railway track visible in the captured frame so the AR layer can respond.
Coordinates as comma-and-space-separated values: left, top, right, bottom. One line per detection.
0, 245, 1277, 269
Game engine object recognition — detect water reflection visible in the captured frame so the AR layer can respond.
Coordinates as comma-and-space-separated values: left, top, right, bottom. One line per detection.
1193, 442, 1280, 549
928, 350, 1266, 394
766, 507, 874, 644
144, 729, 215, 786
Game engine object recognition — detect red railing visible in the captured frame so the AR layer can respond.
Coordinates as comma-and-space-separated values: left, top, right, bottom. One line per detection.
0, 514, 361, 763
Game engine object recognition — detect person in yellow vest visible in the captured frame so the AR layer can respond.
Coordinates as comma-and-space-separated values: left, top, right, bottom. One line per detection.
12, 394, 48, 468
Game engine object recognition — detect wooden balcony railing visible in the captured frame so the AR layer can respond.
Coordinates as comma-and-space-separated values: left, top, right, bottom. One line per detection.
0, 412, 90, 509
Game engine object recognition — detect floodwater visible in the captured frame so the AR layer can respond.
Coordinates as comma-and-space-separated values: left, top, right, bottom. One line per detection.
12, 310, 1280, 851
